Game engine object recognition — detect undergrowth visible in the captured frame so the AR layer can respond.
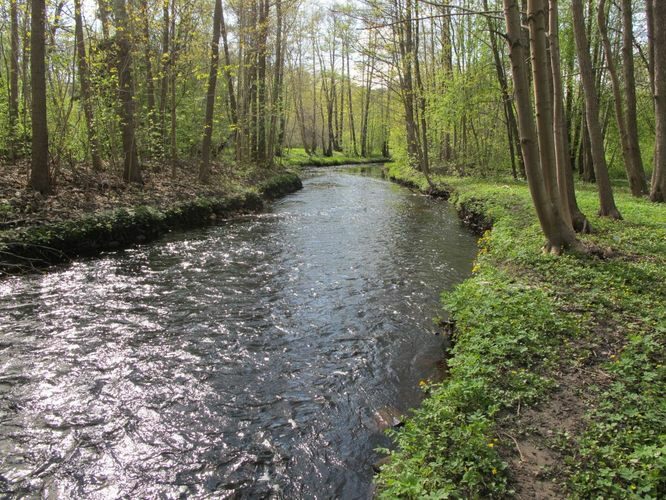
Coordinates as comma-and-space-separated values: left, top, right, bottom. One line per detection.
377, 162, 666, 498
281, 147, 389, 167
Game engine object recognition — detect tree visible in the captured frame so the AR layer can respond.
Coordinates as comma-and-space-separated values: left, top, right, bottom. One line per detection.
598, 0, 646, 197
74, 0, 102, 172
571, 0, 621, 218
652, 0, 666, 202
548, 0, 589, 232
620, 0, 647, 195
30, 0, 50, 194
504, 0, 579, 253
113, 0, 141, 183
200, 0, 223, 183
9, 0, 20, 160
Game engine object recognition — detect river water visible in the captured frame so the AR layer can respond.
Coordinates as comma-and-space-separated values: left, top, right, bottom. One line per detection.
0, 167, 477, 499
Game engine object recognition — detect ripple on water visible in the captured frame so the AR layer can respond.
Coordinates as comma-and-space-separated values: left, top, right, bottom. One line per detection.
0, 168, 477, 498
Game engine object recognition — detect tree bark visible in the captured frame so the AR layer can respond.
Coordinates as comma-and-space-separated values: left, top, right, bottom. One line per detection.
528, 0, 579, 244
220, 1, 237, 128
30, 0, 50, 194
598, 0, 646, 196
571, 0, 621, 217
199, 0, 222, 183
74, 0, 103, 172
9, 0, 20, 160
159, 0, 170, 156
267, 0, 284, 161
621, 0, 647, 195
652, 0, 666, 201
114, 0, 141, 184
504, 0, 578, 253
346, 43, 358, 156
549, 0, 589, 232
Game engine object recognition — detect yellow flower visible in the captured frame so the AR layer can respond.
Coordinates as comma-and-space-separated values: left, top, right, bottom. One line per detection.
491, 467, 497, 475
488, 442, 494, 448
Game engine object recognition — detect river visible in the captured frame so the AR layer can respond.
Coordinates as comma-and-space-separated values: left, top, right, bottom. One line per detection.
0, 166, 477, 498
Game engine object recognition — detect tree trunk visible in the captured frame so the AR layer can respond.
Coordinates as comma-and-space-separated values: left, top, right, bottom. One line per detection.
9, 0, 20, 160
549, 0, 589, 232
267, 0, 284, 161
98, 0, 110, 40
485, 0, 522, 180
571, 0, 621, 217
413, 0, 431, 179
114, 0, 141, 184
255, 0, 269, 164
140, 0, 156, 159
220, 1, 237, 128
74, 0, 102, 172
159, 0, 170, 157
621, 0, 647, 195
652, 0, 666, 201
346, 45, 358, 156
504, 0, 578, 253
30, 0, 50, 194
598, 0, 646, 197
529, 0, 578, 240
199, 0, 222, 183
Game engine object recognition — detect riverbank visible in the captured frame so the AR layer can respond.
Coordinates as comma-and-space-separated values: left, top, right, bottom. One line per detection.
0, 165, 302, 275
378, 162, 666, 497
281, 147, 390, 167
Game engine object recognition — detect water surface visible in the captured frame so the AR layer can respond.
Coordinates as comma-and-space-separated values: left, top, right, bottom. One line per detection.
0, 167, 477, 498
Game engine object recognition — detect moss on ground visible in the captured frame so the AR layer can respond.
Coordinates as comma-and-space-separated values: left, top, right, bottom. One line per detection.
378, 162, 666, 498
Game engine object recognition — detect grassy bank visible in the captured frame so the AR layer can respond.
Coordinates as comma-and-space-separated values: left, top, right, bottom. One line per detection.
0, 171, 302, 275
378, 162, 666, 497
281, 147, 390, 167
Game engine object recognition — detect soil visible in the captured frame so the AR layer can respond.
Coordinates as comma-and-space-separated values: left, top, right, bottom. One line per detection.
0, 160, 252, 230
496, 318, 625, 498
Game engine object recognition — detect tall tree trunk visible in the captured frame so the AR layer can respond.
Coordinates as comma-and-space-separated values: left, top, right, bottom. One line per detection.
220, 1, 237, 128
621, 0, 647, 195
98, 0, 110, 40
395, 0, 422, 175
549, 0, 589, 231
140, 0, 156, 159
74, 0, 102, 172
159, 0, 170, 157
652, 0, 666, 201
485, 0, 522, 180
598, 0, 646, 196
571, 0, 621, 217
199, 0, 222, 183
360, 50, 375, 157
529, 0, 577, 239
255, 0, 269, 164
413, 0, 431, 178
140, 0, 156, 114
346, 44, 358, 156
169, 0, 177, 172
30, 0, 50, 193
268, 0, 284, 161
114, 0, 141, 184
9, 0, 20, 160
504, 0, 578, 253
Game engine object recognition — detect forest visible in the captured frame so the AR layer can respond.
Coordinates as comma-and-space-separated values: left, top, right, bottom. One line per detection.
0, 0, 665, 498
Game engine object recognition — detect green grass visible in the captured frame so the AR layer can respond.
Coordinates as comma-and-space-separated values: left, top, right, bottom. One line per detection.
377, 162, 666, 498
280, 147, 390, 167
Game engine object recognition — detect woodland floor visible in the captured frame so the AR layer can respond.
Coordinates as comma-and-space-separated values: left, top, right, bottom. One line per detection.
0, 160, 260, 230
377, 162, 666, 498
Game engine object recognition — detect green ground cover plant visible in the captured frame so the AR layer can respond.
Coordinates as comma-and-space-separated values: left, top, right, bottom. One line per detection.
378, 162, 666, 498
